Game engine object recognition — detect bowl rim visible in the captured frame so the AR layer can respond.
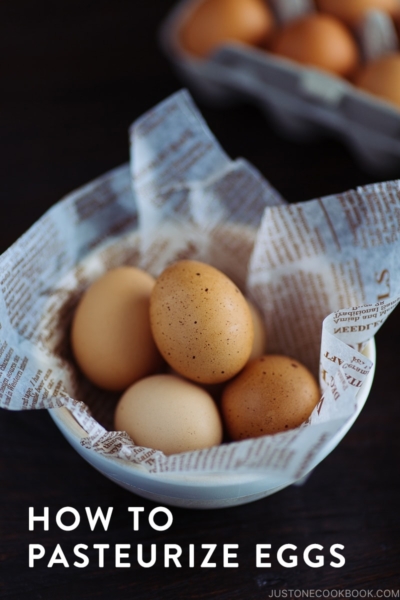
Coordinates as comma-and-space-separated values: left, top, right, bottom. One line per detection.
48, 337, 376, 491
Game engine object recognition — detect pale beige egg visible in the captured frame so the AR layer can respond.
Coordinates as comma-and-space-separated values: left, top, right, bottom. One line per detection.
270, 13, 360, 78
114, 374, 223, 455
221, 355, 320, 440
150, 260, 254, 384
179, 0, 275, 58
71, 266, 163, 391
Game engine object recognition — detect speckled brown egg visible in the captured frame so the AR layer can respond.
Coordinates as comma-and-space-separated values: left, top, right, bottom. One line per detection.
71, 266, 163, 391
114, 374, 223, 455
150, 260, 254, 384
221, 355, 320, 440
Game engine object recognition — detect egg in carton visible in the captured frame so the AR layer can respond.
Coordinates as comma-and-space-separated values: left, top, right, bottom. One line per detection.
160, 0, 400, 173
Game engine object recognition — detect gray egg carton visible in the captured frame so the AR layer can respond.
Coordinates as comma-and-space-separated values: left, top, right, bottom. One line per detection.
160, 0, 400, 173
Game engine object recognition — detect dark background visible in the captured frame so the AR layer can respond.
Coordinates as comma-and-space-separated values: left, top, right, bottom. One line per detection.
1, 1, 399, 598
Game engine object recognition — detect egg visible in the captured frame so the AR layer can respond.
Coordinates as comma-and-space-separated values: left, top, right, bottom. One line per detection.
150, 260, 254, 384
316, 0, 400, 27
114, 374, 223, 455
179, 0, 275, 58
354, 52, 400, 108
71, 266, 163, 391
221, 355, 320, 440
270, 13, 360, 78
247, 300, 267, 361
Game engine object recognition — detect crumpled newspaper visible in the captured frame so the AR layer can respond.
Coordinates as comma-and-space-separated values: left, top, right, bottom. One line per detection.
0, 90, 399, 486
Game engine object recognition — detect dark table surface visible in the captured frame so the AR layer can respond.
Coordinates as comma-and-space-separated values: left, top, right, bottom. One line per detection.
1, 1, 400, 598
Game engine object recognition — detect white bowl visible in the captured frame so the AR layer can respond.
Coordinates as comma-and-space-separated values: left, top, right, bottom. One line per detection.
49, 338, 375, 509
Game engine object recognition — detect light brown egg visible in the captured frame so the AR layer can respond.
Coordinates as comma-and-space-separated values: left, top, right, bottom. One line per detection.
221, 355, 320, 440
114, 374, 223, 455
247, 300, 267, 361
71, 267, 163, 391
150, 260, 254, 384
270, 13, 360, 78
354, 52, 400, 108
179, 0, 275, 58
316, 0, 400, 28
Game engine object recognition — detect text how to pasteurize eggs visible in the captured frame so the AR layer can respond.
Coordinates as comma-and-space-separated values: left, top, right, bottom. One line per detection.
149, 260, 254, 384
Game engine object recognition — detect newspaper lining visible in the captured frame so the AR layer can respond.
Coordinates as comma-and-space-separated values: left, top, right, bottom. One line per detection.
1, 90, 399, 484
